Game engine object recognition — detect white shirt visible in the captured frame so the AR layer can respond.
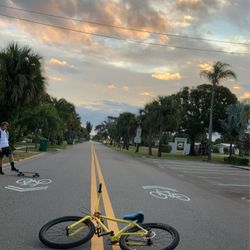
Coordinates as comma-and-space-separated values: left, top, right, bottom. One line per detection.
0, 129, 9, 148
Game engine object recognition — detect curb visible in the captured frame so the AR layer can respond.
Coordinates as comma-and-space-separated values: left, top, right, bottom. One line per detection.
2, 152, 45, 169
229, 165, 250, 171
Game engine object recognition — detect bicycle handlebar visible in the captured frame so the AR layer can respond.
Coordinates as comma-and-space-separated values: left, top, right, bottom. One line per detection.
98, 183, 102, 193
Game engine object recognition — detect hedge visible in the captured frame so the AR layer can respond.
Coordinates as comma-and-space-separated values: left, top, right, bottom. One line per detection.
224, 156, 249, 166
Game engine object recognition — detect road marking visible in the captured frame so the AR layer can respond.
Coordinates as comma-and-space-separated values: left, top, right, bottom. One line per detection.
142, 185, 191, 201
5, 178, 52, 192
93, 145, 120, 249
91, 145, 104, 250
5, 185, 48, 192
182, 171, 245, 175
217, 184, 250, 187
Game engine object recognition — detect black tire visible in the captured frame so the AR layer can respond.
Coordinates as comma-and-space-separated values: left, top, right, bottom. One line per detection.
39, 216, 95, 249
119, 223, 180, 250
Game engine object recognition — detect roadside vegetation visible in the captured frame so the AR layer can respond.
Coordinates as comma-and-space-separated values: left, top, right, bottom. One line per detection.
0, 42, 92, 159
93, 62, 250, 165
106, 144, 249, 166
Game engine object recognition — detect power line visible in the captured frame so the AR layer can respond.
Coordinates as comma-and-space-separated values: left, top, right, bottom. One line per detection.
0, 3, 249, 46
0, 13, 250, 56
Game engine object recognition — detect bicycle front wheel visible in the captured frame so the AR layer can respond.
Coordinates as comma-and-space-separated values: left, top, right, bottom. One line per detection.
119, 223, 180, 250
39, 216, 95, 249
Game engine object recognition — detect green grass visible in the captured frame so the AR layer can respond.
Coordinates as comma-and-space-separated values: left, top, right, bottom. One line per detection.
2, 151, 40, 164
106, 144, 250, 166
3, 141, 69, 163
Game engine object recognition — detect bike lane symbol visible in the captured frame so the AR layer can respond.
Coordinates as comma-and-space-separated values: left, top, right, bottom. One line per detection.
142, 185, 191, 201
5, 178, 52, 192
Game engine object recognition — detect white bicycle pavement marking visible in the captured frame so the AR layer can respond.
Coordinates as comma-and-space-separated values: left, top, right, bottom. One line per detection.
142, 185, 191, 201
4, 178, 52, 192
16, 178, 52, 187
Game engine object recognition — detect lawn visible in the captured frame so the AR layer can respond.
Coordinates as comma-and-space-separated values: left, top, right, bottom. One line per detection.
1, 141, 69, 164
106, 144, 250, 166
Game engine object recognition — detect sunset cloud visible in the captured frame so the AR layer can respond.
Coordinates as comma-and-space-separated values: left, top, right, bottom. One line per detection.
199, 63, 213, 71
152, 72, 181, 81
233, 86, 241, 90
107, 84, 116, 89
239, 92, 250, 100
49, 58, 67, 66
49, 76, 62, 81
122, 85, 129, 91
139, 92, 152, 96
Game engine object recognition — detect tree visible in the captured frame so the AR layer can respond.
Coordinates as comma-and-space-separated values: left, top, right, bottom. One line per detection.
220, 104, 242, 156
139, 101, 159, 155
176, 85, 237, 156
0, 43, 46, 121
200, 61, 236, 161
116, 112, 137, 150
86, 121, 93, 139
53, 98, 81, 141
155, 96, 181, 157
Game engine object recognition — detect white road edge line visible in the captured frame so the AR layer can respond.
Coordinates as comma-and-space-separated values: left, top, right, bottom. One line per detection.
217, 184, 250, 187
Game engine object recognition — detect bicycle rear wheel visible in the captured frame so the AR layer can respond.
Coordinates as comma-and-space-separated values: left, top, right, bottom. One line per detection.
119, 223, 179, 250
39, 216, 95, 249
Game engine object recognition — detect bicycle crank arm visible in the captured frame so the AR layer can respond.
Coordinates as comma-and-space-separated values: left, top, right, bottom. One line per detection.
97, 230, 114, 237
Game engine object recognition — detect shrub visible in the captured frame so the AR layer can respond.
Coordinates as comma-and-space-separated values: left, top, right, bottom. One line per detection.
212, 146, 219, 153
162, 144, 172, 153
224, 156, 249, 166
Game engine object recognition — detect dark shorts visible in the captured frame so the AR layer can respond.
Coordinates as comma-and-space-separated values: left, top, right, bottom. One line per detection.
0, 147, 12, 158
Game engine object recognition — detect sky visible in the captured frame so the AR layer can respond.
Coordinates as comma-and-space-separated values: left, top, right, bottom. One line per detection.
0, 0, 249, 130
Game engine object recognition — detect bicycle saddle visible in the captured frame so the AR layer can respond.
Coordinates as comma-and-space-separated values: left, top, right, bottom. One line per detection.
123, 211, 144, 223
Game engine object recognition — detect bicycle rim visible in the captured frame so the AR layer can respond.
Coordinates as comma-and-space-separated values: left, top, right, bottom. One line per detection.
39, 216, 95, 249
119, 223, 180, 250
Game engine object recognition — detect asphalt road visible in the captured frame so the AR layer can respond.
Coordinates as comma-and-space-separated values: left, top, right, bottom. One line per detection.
0, 142, 249, 250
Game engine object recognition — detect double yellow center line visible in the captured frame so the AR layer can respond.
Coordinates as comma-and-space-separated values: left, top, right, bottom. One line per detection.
91, 144, 120, 249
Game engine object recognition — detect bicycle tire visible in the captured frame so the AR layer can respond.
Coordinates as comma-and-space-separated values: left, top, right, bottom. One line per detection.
39, 216, 95, 249
119, 223, 180, 250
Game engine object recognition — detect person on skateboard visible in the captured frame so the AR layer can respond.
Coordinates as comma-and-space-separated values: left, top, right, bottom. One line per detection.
0, 121, 19, 175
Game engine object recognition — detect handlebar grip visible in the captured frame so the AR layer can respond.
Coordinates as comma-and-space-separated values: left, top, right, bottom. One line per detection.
98, 183, 102, 193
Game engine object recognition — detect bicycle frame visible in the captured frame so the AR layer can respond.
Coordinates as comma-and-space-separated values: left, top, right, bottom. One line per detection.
66, 184, 149, 244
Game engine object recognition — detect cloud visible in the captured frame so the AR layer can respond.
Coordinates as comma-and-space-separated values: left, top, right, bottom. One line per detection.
199, 63, 213, 71
122, 85, 129, 91
76, 99, 140, 127
152, 72, 181, 80
233, 86, 240, 90
49, 76, 62, 81
139, 92, 152, 96
176, 0, 202, 8
239, 92, 250, 100
49, 58, 67, 65
107, 84, 116, 89
47, 57, 79, 75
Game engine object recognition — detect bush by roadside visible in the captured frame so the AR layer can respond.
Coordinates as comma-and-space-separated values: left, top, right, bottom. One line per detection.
224, 156, 249, 166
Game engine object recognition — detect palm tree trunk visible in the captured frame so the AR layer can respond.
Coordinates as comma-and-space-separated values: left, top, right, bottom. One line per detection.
157, 127, 163, 157
189, 135, 196, 156
147, 132, 153, 156
208, 88, 215, 161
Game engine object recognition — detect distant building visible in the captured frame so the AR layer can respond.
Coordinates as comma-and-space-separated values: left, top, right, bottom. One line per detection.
215, 143, 238, 154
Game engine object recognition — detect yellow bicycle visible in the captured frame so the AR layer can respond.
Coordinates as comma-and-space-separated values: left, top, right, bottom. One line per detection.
39, 184, 180, 249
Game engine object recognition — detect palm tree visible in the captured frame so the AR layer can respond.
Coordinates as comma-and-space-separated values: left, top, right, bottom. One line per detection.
156, 96, 181, 157
140, 100, 159, 155
200, 61, 236, 161
0, 43, 46, 121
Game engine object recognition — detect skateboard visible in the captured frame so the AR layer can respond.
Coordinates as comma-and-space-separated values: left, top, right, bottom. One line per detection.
17, 171, 40, 177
